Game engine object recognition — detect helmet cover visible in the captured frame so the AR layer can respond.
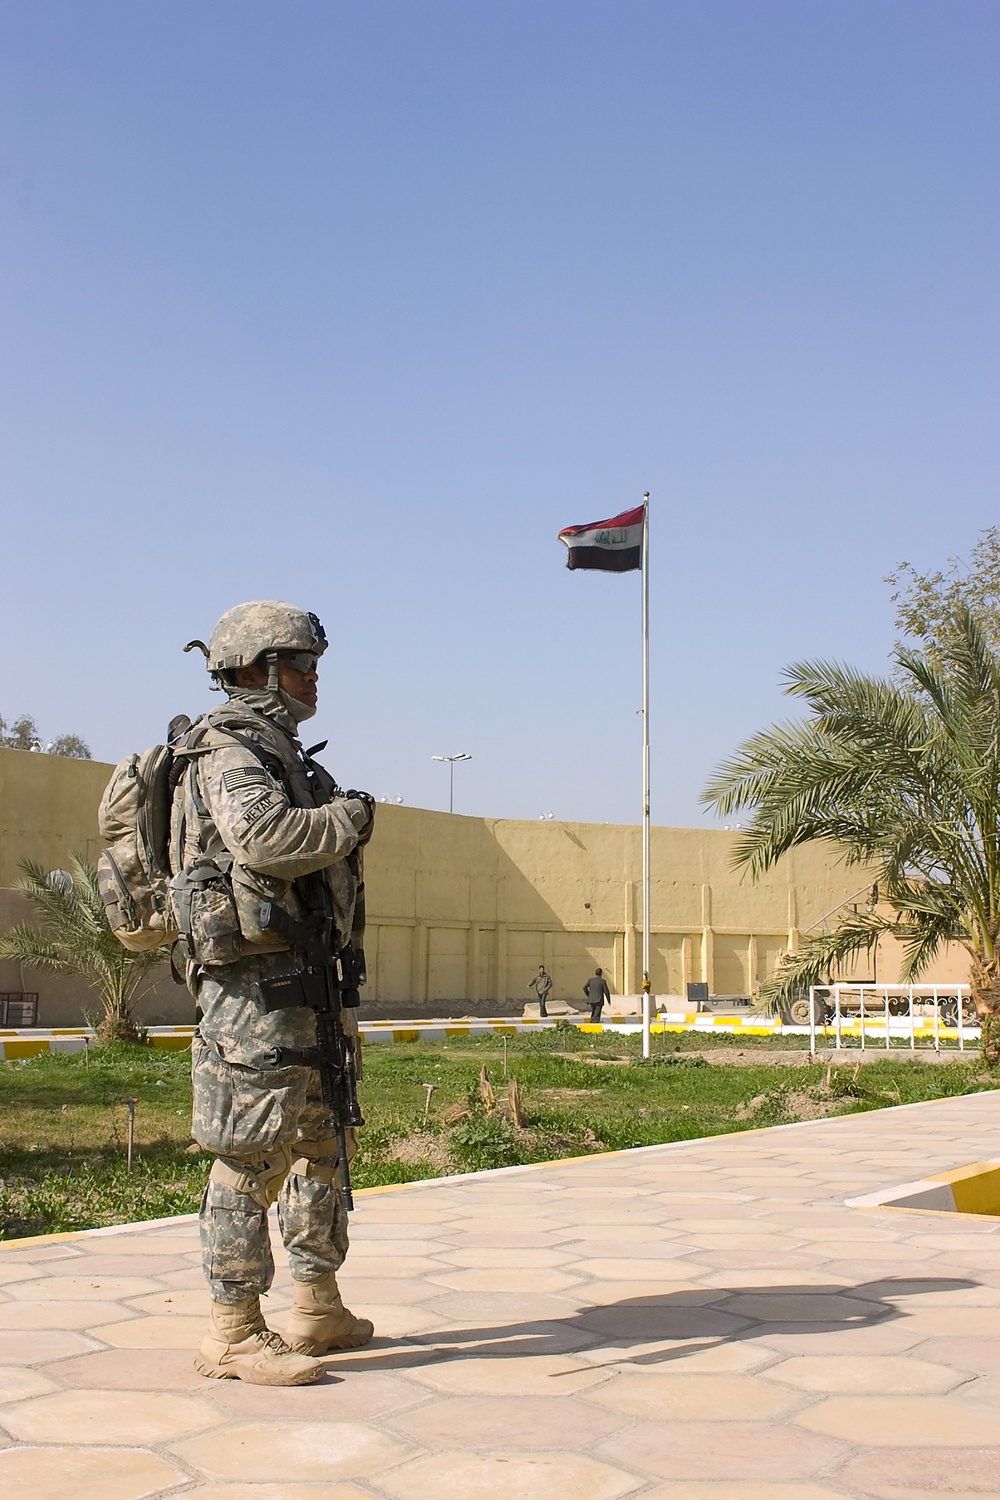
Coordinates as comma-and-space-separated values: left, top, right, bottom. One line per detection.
206, 601, 328, 672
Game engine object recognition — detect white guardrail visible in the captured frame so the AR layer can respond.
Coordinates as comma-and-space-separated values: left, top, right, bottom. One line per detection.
806, 984, 978, 1055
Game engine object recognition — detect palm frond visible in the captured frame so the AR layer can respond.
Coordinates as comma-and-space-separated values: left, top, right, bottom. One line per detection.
704, 602, 1000, 1001
1, 858, 166, 1027
757, 913, 893, 1015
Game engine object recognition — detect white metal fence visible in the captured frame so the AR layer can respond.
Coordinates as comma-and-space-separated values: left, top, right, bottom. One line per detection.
806, 984, 977, 1055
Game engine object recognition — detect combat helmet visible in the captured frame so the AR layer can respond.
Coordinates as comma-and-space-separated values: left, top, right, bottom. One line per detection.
185, 601, 327, 689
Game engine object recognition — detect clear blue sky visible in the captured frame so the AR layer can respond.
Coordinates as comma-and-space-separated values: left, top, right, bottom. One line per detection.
1, 1, 997, 824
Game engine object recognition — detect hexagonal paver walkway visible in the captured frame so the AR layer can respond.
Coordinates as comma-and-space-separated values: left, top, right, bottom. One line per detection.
3, 1093, 1000, 1499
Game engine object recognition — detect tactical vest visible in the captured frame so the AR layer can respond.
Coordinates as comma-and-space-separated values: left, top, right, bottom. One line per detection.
169, 705, 360, 969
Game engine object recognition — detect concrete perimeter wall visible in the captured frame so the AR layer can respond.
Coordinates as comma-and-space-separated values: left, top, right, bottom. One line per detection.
0, 746, 970, 1026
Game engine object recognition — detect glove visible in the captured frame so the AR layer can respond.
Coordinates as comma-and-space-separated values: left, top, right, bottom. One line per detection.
342, 790, 376, 842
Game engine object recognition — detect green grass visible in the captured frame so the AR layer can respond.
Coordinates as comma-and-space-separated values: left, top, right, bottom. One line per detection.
0, 1032, 994, 1238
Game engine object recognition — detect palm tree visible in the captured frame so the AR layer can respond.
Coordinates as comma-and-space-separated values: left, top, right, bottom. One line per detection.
0, 859, 166, 1043
702, 606, 1000, 1063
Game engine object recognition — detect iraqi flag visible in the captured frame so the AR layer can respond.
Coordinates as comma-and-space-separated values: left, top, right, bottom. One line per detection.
558, 502, 645, 572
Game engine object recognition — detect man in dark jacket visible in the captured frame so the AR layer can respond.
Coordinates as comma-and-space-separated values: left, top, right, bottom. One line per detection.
584, 968, 611, 1023
528, 965, 553, 1017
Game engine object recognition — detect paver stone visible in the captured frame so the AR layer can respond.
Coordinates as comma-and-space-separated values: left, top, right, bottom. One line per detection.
0, 1386, 224, 1443
0, 1444, 187, 1500
387, 1392, 627, 1449
171, 1420, 415, 1480
834, 1444, 1000, 1496
722, 1292, 883, 1323
376, 1450, 642, 1500
918, 1336, 1000, 1374
0, 1364, 59, 1401
0, 1329, 97, 1363
596, 1420, 846, 1481
178, 1486, 378, 1500
7, 1275, 162, 1300
48, 1346, 213, 1390
795, 1395, 1000, 1446
209, 1370, 420, 1420
582, 1369, 802, 1420
0, 1299, 136, 1329
639, 1486, 859, 1499
403, 1351, 608, 1394
92, 1314, 207, 1348
767, 1354, 966, 1394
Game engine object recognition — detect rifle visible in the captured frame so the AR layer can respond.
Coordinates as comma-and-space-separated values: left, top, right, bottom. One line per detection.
252, 901, 365, 1212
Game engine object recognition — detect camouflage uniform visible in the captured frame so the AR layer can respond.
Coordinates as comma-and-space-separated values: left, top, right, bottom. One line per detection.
172, 686, 371, 1306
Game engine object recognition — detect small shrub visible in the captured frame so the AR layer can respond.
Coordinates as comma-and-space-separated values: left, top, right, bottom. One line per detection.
635, 1055, 709, 1069
451, 1113, 527, 1171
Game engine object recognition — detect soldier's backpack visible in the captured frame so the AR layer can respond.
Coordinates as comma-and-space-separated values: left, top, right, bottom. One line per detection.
97, 717, 195, 952
97, 711, 297, 954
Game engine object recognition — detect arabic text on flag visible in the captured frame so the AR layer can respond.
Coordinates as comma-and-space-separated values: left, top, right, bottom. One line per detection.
557, 503, 644, 572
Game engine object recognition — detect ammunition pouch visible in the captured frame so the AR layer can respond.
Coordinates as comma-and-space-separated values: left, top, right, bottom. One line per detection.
252, 968, 324, 1014
170, 856, 242, 966
250, 945, 365, 1015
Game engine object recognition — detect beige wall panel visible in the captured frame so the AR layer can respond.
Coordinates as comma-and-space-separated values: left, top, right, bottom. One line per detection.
714, 935, 751, 995
372, 924, 412, 1004
427, 926, 469, 1001
682, 935, 704, 985
653, 882, 703, 930
551, 931, 618, 998
507, 931, 548, 1000
368, 868, 416, 921
418, 873, 471, 924
506, 929, 543, 959
755, 935, 791, 987
649, 936, 686, 995
471, 875, 498, 922
476, 928, 495, 1001
0, 748, 110, 887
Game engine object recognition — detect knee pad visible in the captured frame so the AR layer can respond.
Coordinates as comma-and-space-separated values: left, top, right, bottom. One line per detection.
210, 1146, 292, 1209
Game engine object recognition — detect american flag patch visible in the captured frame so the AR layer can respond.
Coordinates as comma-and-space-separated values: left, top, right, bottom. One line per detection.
223, 766, 272, 793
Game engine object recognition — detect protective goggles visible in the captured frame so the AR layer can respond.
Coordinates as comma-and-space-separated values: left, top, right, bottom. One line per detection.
278, 651, 320, 674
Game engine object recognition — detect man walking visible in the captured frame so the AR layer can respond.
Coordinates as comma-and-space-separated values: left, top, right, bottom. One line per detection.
528, 964, 553, 1017
584, 968, 611, 1023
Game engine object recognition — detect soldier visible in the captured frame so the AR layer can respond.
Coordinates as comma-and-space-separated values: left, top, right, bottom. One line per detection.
173, 601, 375, 1386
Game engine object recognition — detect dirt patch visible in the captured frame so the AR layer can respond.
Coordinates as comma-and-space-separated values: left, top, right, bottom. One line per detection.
734, 1092, 770, 1120
783, 1089, 851, 1120
387, 1130, 456, 1173
734, 1088, 851, 1122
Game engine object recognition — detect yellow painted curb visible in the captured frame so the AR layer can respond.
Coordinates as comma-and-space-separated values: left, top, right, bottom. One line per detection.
848, 1157, 1000, 1217
2, 1039, 51, 1058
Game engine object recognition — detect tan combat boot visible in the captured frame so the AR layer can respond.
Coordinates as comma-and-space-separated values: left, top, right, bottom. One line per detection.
284, 1272, 375, 1355
195, 1296, 324, 1385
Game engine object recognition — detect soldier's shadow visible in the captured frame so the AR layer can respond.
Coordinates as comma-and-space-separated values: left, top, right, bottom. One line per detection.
334, 1275, 978, 1373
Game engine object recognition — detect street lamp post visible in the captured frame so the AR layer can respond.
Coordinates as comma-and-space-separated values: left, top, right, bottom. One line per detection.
432, 752, 471, 814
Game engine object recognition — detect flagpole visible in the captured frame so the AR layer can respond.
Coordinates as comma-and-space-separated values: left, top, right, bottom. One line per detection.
641, 492, 651, 1060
